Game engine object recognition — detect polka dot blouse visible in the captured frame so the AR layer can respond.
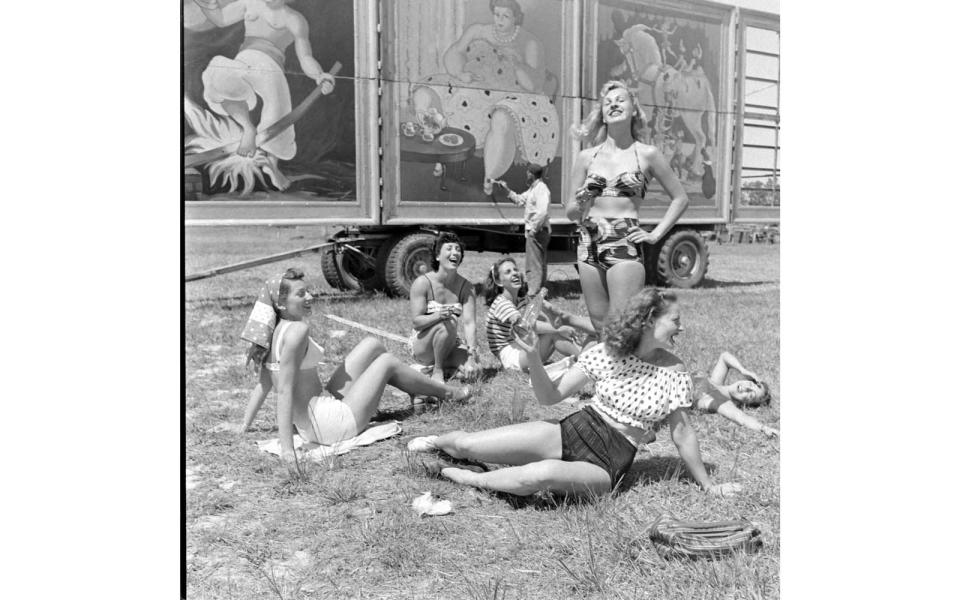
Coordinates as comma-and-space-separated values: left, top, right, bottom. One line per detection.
575, 343, 693, 429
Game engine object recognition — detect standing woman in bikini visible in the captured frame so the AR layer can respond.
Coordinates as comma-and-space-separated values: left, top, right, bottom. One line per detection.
410, 232, 481, 382
238, 268, 471, 473
567, 80, 690, 332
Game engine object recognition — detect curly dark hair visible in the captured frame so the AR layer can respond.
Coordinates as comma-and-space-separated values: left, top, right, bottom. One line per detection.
430, 231, 466, 271
481, 256, 528, 306
602, 288, 677, 358
246, 267, 307, 368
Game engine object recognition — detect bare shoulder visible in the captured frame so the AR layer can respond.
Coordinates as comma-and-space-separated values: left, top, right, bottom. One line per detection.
410, 273, 431, 294
456, 274, 476, 297
283, 6, 309, 30
633, 142, 662, 160
279, 321, 309, 351
575, 146, 598, 166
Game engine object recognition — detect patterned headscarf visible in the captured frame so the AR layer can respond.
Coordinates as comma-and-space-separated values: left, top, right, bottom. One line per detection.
241, 273, 284, 353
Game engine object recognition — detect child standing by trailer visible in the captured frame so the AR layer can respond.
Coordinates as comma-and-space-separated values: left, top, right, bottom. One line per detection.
483, 257, 589, 371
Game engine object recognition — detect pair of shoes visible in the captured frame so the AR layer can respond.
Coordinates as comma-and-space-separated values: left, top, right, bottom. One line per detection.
420, 456, 488, 478
408, 435, 439, 453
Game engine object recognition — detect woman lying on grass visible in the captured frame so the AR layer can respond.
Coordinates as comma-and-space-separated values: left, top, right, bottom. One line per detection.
693, 352, 779, 437
236, 268, 472, 473
409, 288, 740, 498
482, 256, 594, 372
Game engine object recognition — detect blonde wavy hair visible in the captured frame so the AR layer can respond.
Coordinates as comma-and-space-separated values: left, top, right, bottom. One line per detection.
570, 80, 647, 146
602, 288, 677, 358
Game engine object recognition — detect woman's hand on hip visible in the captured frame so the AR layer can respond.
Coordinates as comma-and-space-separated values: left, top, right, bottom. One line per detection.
626, 226, 659, 245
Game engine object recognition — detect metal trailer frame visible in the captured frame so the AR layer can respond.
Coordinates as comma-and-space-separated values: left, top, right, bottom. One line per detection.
183, 1, 779, 288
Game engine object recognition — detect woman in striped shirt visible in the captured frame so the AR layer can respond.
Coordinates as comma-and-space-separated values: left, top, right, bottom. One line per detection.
482, 256, 589, 371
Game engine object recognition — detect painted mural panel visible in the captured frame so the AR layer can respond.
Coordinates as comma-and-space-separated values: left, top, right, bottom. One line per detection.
388, 0, 566, 206
592, 1, 726, 209
182, 0, 356, 202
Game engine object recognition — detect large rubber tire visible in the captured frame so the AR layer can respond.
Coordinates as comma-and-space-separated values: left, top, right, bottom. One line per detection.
656, 229, 709, 289
320, 242, 385, 292
384, 232, 437, 298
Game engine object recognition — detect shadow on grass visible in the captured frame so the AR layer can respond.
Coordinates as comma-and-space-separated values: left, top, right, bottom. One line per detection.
697, 278, 775, 289
543, 279, 584, 299
620, 456, 718, 491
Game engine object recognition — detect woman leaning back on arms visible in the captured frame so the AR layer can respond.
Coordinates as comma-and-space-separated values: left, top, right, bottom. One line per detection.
408, 288, 740, 498
567, 80, 690, 332
236, 268, 471, 474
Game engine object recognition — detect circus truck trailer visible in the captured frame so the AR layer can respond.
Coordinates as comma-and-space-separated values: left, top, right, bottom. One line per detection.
183, 0, 779, 296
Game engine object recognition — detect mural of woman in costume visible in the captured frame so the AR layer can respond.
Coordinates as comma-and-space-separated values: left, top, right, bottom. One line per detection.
192, 0, 336, 159
183, 0, 354, 199
409, 0, 560, 195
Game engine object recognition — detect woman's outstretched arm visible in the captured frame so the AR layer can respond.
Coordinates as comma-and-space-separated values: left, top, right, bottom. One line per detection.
715, 401, 779, 437
667, 408, 740, 496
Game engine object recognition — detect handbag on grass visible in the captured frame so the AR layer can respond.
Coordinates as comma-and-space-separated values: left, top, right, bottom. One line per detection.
648, 513, 763, 560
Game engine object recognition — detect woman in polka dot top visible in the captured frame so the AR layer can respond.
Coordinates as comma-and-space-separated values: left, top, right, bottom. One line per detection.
408, 288, 740, 498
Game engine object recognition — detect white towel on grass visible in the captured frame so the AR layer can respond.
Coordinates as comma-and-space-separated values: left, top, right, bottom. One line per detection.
255, 421, 402, 462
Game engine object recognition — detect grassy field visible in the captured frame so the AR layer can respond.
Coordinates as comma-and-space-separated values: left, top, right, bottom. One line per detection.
185, 226, 780, 600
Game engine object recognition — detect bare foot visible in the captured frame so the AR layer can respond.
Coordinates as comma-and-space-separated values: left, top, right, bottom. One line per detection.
236, 127, 257, 157
431, 367, 446, 384
483, 178, 494, 195
444, 385, 473, 403
440, 466, 480, 486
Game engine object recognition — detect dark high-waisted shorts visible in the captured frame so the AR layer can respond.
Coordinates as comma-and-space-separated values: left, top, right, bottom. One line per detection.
559, 405, 638, 490
577, 217, 644, 271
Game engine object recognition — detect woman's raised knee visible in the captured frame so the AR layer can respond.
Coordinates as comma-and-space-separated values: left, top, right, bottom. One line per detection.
358, 336, 386, 355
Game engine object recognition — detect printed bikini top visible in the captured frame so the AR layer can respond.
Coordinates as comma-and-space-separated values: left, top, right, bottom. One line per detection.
584, 145, 649, 199
264, 321, 325, 372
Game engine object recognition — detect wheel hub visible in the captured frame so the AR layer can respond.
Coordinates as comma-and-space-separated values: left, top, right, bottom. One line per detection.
671, 241, 699, 278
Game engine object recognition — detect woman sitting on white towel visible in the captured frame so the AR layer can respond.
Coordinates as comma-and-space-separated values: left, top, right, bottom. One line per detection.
235, 268, 472, 473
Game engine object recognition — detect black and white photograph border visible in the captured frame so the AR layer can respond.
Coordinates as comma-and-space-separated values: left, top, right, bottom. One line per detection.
5, 1, 959, 599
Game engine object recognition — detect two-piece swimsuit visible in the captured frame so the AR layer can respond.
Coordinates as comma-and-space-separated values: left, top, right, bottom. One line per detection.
577, 145, 650, 270
265, 321, 359, 445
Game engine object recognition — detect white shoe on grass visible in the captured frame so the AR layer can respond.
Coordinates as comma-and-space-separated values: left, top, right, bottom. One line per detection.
408, 435, 439, 453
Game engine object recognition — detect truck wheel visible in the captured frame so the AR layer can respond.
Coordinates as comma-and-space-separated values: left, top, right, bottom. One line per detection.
384, 232, 436, 298
656, 230, 709, 288
320, 242, 384, 292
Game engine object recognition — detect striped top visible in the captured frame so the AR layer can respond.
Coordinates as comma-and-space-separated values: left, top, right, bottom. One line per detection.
485, 294, 527, 356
